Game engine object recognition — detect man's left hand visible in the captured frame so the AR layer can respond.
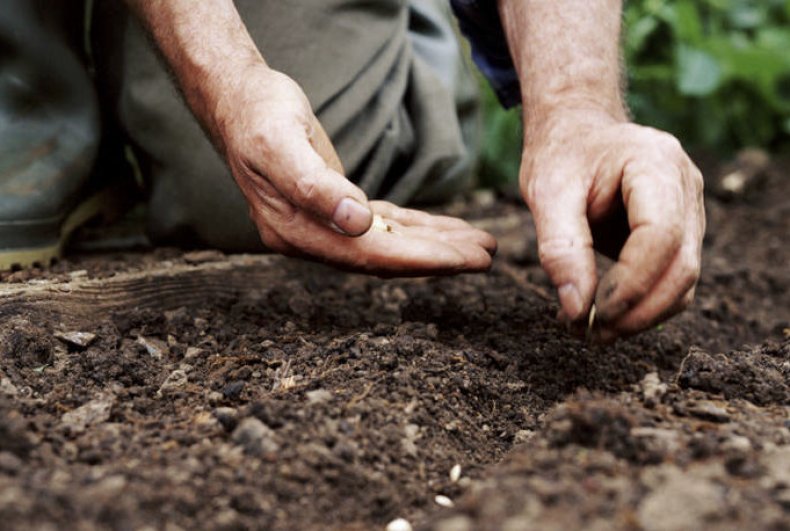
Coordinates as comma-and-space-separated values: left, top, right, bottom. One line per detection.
521, 111, 705, 341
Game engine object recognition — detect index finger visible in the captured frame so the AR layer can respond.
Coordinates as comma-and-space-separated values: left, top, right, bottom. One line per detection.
594, 162, 685, 323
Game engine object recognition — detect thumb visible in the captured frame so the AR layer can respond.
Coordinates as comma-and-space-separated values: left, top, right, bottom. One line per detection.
527, 179, 597, 321
263, 118, 372, 236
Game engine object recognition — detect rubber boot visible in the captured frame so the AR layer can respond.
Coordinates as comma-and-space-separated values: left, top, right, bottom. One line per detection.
0, 0, 102, 269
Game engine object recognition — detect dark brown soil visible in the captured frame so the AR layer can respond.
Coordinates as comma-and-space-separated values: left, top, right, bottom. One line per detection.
0, 155, 788, 531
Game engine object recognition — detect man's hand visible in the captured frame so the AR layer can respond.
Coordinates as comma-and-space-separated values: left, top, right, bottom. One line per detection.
126, 0, 496, 276
217, 67, 495, 276
522, 111, 704, 341
499, 0, 705, 339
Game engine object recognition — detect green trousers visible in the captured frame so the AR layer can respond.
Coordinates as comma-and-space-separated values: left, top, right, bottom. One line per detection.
8, 0, 480, 252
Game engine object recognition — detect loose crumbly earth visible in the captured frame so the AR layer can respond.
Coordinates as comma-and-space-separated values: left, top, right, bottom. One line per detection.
0, 156, 788, 531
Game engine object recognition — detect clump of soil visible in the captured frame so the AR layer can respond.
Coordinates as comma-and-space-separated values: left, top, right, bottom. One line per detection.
0, 157, 788, 530
426, 338, 789, 531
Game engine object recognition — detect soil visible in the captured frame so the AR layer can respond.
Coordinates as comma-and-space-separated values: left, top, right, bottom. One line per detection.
0, 155, 788, 531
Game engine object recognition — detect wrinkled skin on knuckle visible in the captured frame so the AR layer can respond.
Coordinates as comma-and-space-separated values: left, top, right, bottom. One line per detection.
679, 251, 701, 293
663, 219, 686, 251
293, 173, 319, 206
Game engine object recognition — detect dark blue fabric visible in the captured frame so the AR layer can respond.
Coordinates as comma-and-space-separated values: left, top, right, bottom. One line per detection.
449, 0, 521, 108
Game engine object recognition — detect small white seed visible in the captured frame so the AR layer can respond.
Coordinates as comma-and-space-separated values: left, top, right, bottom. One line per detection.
371, 214, 388, 232
450, 464, 462, 483
435, 495, 455, 508
386, 518, 413, 531
586, 303, 597, 342
370, 214, 397, 234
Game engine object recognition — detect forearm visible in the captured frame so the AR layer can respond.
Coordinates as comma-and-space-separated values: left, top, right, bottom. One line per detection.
497, 0, 629, 130
124, 0, 266, 151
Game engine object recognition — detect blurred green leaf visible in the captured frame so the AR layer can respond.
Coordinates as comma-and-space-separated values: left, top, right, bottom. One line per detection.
727, 4, 766, 29
671, 0, 704, 44
476, 0, 790, 186
676, 45, 722, 96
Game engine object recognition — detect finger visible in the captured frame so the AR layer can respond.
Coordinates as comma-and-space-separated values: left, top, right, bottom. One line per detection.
370, 201, 478, 231
253, 120, 372, 236
387, 223, 498, 259
370, 202, 497, 254
598, 165, 704, 337
594, 164, 685, 323
597, 285, 696, 343
263, 209, 493, 276
527, 176, 597, 321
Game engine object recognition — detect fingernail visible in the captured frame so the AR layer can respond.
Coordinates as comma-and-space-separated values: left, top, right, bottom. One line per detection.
332, 198, 372, 236
558, 283, 584, 321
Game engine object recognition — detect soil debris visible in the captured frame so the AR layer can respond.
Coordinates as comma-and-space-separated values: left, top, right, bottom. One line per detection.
0, 157, 788, 530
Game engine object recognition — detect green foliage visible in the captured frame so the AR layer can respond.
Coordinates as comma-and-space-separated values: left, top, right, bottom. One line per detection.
625, 0, 790, 152
477, 0, 790, 186
477, 76, 523, 189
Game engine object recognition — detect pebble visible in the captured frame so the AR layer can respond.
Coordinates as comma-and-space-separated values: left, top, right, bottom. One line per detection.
385, 518, 413, 531
722, 435, 752, 453
183, 347, 204, 361
514, 429, 536, 444
207, 391, 224, 405
61, 394, 115, 434
54, 331, 97, 349
306, 389, 332, 405
231, 417, 280, 456
0, 375, 18, 397
157, 370, 188, 397
223, 381, 246, 400
137, 336, 168, 360
640, 372, 668, 405
213, 407, 239, 432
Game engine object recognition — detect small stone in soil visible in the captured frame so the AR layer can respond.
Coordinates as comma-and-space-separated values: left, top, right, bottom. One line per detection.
213, 407, 238, 432
157, 370, 188, 397
306, 389, 332, 404
136, 336, 168, 360
232, 417, 279, 456
61, 394, 115, 434
0, 374, 18, 397
640, 372, 667, 406
513, 430, 535, 445
54, 331, 97, 349
223, 381, 245, 400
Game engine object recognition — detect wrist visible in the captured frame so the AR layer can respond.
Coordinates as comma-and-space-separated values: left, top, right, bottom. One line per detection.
523, 102, 627, 144
126, 0, 266, 151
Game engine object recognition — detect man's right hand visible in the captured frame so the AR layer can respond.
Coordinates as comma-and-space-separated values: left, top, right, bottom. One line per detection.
214, 66, 496, 276
125, 0, 494, 276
